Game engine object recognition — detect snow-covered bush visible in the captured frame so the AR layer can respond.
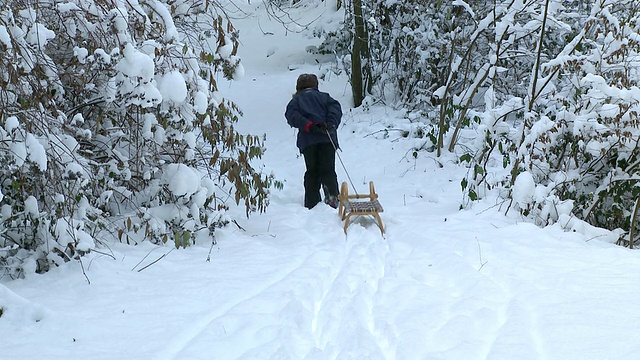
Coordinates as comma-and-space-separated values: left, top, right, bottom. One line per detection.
519, 0, 640, 234
315, 0, 449, 110
460, 0, 640, 241
317, 0, 540, 152
316, 0, 638, 242
0, 0, 273, 277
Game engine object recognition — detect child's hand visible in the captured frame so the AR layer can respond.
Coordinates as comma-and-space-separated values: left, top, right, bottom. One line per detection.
309, 122, 328, 134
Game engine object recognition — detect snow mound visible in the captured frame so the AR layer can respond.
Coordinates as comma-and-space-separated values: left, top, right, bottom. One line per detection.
0, 284, 46, 324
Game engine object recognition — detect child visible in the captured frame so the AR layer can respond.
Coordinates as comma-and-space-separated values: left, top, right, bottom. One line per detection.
285, 74, 342, 209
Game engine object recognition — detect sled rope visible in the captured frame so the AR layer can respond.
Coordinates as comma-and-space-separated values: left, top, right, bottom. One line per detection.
325, 128, 358, 194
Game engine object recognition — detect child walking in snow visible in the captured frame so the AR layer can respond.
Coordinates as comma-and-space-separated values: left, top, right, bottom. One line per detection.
285, 74, 342, 209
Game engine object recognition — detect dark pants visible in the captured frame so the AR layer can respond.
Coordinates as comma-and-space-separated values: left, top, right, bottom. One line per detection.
302, 142, 339, 209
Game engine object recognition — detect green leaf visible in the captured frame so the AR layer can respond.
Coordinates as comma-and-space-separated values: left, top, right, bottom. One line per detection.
174, 231, 181, 249
182, 230, 191, 247
460, 153, 472, 163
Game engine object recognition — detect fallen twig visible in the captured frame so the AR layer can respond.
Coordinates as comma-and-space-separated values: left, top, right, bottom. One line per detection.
137, 249, 174, 273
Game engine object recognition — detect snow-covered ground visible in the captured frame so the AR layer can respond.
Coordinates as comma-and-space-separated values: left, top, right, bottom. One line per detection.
3, 1, 640, 359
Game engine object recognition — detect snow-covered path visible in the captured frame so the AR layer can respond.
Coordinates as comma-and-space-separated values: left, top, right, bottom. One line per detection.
3, 2, 640, 359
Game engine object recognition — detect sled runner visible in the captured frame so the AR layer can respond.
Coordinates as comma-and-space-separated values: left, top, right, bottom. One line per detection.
338, 181, 384, 235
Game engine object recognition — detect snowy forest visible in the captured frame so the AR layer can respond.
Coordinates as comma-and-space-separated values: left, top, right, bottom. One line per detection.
1, 0, 640, 279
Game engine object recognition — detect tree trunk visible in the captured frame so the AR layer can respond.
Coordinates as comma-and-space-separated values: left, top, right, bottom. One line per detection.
351, 0, 366, 107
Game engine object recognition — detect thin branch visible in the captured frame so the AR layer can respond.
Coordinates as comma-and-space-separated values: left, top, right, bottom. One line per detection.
206, 233, 218, 262
136, 249, 174, 273
475, 237, 488, 272
131, 247, 161, 272
78, 256, 91, 285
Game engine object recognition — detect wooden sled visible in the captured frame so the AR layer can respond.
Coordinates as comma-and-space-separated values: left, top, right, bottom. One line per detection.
338, 181, 384, 235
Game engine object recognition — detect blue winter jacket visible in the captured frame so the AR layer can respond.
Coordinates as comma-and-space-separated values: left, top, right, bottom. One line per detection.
285, 88, 342, 152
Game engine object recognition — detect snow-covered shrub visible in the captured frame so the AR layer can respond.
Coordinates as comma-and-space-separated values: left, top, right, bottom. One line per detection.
520, 0, 640, 235
317, 0, 638, 241
461, 0, 640, 241
0, 0, 273, 277
315, 0, 449, 109
316, 0, 541, 153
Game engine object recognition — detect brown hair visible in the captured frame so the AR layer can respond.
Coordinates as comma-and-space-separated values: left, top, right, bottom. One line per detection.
296, 73, 319, 92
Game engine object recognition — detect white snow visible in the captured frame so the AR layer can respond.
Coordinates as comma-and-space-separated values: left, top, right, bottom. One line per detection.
512, 171, 535, 206
193, 90, 208, 114
114, 43, 162, 108
157, 71, 188, 103
56, 2, 81, 12
71, 113, 84, 125
52, 217, 95, 252
142, 113, 157, 139
4, 116, 20, 133
92, 48, 111, 63
25, 133, 47, 171
73, 46, 88, 64
145, 0, 179, 41
218, 36, 234, 59
9, 139, 27, 167
2, 2, 640, 360
23, 196, 39, 217
231, 57, 245, 80
183, 131, 196, 149
0, 25, 12, 49
116, 43, 155, 79
163, 163, 200, 198
65, 162, 84, 178
0, 285, 45, 324
26, 23, 55, 47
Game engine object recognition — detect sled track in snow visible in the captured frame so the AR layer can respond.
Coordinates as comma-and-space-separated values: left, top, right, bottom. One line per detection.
154, 249, 319, 360
153, 224, 391, 360
309, 227, 392, 359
